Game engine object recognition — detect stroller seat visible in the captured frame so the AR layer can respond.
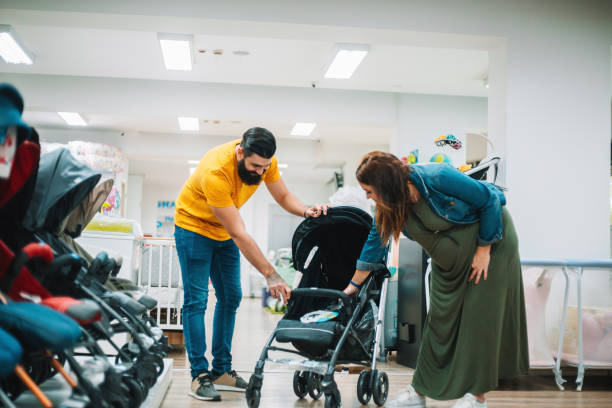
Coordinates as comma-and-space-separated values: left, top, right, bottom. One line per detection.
275, 319, 338, 357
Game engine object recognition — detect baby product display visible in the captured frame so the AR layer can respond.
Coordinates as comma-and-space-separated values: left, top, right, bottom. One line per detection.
41, 140, 127, 217
0, 86, 171, 408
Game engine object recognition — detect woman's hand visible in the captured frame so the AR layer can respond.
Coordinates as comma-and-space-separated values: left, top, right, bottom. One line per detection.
343, 283, 360, 296
342, 269, 371, 296
469, 245, 491, 284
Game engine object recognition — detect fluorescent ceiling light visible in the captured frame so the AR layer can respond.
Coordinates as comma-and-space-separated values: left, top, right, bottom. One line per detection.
178, 117, 199, 131
189, 167, 196, 175
0, 25, 34, 65
187, 160, 200, 165
158, 33, 193, 71
58, 112, 87, 126
291, 122, 316, 136
277, 163, 288, 169
324, 43, 369, 79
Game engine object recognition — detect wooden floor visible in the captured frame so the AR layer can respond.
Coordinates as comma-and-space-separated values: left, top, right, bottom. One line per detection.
160, 298, 612, 407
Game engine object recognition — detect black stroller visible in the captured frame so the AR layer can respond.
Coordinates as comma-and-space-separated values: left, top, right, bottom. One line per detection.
246, 206, 391, 408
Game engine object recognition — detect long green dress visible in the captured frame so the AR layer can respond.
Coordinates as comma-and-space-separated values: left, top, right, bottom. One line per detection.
408, 198, 529, 400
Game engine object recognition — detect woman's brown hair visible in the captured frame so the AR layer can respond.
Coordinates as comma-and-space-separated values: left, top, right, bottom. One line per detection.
356, 151, 412, 245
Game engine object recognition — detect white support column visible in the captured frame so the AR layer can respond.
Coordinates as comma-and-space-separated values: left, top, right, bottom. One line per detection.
487, 42, 507, 187
502, 34, 611, 258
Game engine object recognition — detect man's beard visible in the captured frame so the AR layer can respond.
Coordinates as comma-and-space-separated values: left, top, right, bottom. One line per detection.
237, 158, 264, 185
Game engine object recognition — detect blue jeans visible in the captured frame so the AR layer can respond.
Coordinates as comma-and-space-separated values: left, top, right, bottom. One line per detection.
175, 225, 242, 379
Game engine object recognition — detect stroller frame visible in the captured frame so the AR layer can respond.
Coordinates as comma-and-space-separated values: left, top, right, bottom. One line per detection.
247, 266, 391, 408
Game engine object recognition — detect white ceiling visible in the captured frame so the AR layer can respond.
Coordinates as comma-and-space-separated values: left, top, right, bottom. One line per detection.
0, 4, 492, 184
1, 25, 489, 96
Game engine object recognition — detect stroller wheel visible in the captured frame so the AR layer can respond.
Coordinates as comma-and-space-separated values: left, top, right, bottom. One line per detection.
307, 373, 323, 400
246, 376, 261, 408
292, 371, 308, 398
143, 353, 164, 375
324, 388, 341, 408
357, 370, 372, 404
372, 370, 389, 406
134, 360, 157, 389
123, 377, 146, 407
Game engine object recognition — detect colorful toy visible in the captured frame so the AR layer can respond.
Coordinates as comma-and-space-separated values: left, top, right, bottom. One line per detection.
430, 153, 453, 164
400, 149, 419, 165
458, 163, 473, 173
101, 186, 120, 216
434, 134, 462, 150
407, 148, 418, 164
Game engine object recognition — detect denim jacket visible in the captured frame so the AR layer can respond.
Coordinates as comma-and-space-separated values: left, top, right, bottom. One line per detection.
356, 163, 506, 271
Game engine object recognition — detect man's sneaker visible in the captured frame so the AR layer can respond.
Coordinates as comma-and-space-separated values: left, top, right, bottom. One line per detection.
189, 373, 221, 401
211, 370, 248, 392
452, 393, 487, 408
385, 384, 426, 407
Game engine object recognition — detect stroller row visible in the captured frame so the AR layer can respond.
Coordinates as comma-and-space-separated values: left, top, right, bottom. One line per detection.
0, 84, 170, 408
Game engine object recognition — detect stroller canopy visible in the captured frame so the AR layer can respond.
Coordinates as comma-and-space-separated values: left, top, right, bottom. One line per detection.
24, 148, 101, 233
61, 178, 113, 238
291, 206, 372, 290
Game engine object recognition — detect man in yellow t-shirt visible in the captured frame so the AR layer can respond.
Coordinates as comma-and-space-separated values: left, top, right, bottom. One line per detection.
174, 127, 328, 401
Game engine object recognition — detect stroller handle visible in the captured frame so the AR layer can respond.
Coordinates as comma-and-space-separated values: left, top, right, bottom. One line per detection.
290, 288, 352, 315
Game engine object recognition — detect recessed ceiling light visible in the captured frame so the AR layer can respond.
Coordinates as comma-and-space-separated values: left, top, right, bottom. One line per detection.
58, 112, 87, 126
0, 25, 34, 65
324, 43, 369, 79
178, 117, 199, 131
187, 160, 199, 165
278, 163, 288, 169
291, 122, 316, 136
158, 33, 193, 71
232, 50, 250, 56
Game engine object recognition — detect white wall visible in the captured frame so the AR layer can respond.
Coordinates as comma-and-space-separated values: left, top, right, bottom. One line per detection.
126, 174, 143, 226
140, 183, 182, 235
500, 27, 611, 259
393, 94, 488, 167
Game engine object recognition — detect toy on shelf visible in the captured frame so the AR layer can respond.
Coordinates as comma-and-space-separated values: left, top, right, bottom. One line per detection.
430, 152, 453, 165
458, 163, 473, 173
434, 134, 462, 150
401, 148, 419, 165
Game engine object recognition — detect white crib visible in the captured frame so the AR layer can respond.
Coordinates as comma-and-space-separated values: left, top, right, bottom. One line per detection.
138, 237, 184, 330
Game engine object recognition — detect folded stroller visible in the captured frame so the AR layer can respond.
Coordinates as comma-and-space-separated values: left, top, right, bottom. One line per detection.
247, 206, 391, 408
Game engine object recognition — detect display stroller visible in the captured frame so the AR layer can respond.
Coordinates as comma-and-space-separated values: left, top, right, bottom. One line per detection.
246, 206, 391, 408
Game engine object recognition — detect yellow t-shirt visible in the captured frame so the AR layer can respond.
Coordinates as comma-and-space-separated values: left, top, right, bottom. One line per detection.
175, 139, 280, 241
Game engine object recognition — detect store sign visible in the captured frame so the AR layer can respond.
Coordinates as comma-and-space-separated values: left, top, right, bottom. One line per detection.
157, 200, 175, 209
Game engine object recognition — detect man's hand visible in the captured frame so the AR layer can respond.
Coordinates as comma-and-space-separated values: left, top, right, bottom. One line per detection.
266, 271, 291, 304
305, 204, 331, 218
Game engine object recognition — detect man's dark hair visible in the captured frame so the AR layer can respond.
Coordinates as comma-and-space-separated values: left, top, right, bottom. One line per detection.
241, 127, 276, 158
